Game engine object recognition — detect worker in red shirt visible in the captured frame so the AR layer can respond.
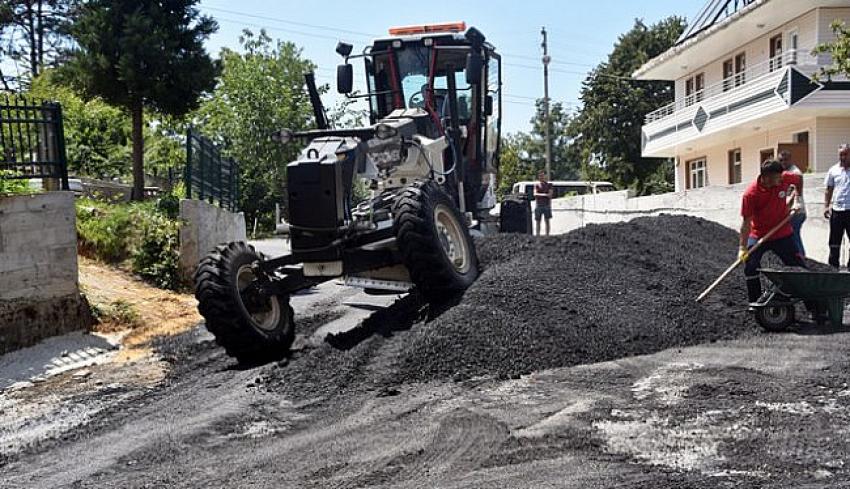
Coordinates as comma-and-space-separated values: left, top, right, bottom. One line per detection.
739, 160, 805, 303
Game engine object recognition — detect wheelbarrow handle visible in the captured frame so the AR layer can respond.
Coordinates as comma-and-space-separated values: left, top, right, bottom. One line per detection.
696, 209, 798, 303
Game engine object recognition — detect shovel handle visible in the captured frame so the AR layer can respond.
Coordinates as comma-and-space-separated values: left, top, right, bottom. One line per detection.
696, 209, 797, 303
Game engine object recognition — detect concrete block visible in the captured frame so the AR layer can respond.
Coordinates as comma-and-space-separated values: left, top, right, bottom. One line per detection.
179, 199, 247, 282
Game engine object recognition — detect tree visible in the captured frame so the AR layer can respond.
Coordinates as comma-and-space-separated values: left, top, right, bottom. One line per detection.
813, 20, 850, 81
0, 0, 75, 89
195, 30, 318, 226
28, 70, 131, 178
61, 0, 218, 200
570, 17, 685, 195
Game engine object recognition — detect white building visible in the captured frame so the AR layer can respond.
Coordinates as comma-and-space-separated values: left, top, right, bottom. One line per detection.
635, 0, 850, 192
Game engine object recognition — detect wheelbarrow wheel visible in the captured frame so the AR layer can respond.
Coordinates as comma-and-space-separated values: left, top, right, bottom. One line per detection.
754, 304, 795, 332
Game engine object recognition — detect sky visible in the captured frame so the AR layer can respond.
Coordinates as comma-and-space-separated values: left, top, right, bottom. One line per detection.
197, 0, 707, 134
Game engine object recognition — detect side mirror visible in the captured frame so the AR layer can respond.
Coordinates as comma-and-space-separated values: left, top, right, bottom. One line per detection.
337, 64, 353, 94
484, 95, 493, 116
465, 52, 483, 85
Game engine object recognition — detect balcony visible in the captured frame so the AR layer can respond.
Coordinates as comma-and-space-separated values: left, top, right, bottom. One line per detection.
645, 50, 817, 124
641, 49, 827, 156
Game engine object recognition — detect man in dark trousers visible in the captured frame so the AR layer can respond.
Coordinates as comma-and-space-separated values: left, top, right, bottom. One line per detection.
824, 144, 850, 268
739, 160, 804, 303
533, 170, 553, 236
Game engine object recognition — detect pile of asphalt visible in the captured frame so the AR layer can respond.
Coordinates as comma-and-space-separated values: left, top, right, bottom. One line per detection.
268, 215, 756, 398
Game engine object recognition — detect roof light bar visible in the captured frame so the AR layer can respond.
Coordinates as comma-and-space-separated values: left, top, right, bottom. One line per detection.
388, 22, 466, 36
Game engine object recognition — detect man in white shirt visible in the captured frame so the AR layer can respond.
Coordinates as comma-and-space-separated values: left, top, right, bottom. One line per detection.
824, 144, 850, 268
779, 150, 806, 257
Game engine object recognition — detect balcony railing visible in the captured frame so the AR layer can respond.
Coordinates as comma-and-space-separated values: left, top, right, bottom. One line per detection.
645, 49, 819, 124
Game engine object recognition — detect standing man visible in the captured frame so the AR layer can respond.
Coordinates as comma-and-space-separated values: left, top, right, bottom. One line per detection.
779, 150, 806, 257
824, 144, 850, 268
533, 170, 553, 236
740, 160, 804, 303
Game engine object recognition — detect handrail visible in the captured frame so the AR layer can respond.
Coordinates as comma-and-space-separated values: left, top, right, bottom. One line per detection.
645, 49, 818, 124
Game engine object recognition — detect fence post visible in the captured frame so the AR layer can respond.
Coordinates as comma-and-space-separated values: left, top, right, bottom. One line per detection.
185, 127, 193, 199
54, 104, 70, 191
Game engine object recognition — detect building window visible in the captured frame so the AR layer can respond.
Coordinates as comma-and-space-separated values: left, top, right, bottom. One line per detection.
788, 30, 799, 64
728, 149, 742, 184
770, 34, 783, 71
687, 158, 707, 189
735, 52, 746, 86
723, 59, 734, 91
684, 73, 705, 106
794, 131, 809, 143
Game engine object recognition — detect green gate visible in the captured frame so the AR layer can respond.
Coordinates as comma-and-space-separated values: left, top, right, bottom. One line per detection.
185, 128, 239, 211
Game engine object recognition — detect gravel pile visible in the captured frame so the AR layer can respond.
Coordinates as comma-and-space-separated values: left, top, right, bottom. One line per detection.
268, 215, 757, 397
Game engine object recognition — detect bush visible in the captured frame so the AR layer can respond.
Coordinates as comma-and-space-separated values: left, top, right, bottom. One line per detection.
76, 197, 183, 290
132, 212, 181, 290
0, 171, 34, 195
76, 198, 136, 262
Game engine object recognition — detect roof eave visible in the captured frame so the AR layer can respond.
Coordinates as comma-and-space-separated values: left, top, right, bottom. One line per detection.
632, 0, 770, 80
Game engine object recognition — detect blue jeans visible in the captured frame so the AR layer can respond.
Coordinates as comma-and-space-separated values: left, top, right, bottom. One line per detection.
744, 235, 806, 302
790, 212, 806, 257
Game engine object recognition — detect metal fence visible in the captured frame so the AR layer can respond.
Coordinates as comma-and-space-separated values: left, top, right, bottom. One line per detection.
0, 95, 69, 189
185, 128, 239, 211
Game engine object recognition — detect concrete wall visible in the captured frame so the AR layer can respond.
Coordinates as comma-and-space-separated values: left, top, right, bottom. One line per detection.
0, 192, 91, 354
548, 172, 841, 265
179, 199, 247, 281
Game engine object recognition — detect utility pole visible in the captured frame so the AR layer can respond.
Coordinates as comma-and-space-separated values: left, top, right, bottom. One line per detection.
541, 26, 552, 178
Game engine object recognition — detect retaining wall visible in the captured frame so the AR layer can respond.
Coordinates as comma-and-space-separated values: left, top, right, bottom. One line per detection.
179, 199, 247, 281
0, 192, 92, 354
547, 172, 837, 264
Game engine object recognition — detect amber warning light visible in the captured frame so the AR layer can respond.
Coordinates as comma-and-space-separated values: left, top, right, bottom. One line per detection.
388, 22, 467, 36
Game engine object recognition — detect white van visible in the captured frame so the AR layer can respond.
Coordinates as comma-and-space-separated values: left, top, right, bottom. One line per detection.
511, 180, 615, 200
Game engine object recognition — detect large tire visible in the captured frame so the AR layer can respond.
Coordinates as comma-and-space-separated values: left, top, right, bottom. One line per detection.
393, 181, 479, 300
194, 242, 295, 363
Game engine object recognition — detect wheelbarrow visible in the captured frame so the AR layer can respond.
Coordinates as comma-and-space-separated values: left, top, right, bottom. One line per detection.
751, 268, 850, 331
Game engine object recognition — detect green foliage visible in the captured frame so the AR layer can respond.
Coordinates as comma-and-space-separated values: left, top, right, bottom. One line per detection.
29, 70, 131, 179
132, 211, 181, 290
76, 198, 136, 262
813, 20, 850, 81
496, 102, 581, 197
570, 17, 685, 195
496, 134, 537, 197
196, 29, 317, 228
61, 0, 218, 199
0, 170, 32, 194
76, 197, 182, 290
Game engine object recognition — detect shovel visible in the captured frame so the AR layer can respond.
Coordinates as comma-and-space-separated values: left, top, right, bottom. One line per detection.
696, 188, 799, 303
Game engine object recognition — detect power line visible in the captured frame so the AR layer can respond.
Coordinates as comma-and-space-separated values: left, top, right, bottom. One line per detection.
204, 6, 377, 38
215, 17, 351, 42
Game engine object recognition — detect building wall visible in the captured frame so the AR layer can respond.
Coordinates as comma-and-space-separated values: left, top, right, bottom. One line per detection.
814, 118, 850, 172
675, 8, 820, 105
675, 118, 816, 192
0, 192, 92, 354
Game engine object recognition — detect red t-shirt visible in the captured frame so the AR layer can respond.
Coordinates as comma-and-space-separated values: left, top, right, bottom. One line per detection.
782, 170, 802, 189
741, 179, 793, 241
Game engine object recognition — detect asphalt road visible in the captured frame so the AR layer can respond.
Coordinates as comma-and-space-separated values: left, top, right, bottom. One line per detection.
3, 235, 850, 487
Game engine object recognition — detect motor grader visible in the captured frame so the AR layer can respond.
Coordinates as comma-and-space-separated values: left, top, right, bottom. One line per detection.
194, 22, 525, 363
